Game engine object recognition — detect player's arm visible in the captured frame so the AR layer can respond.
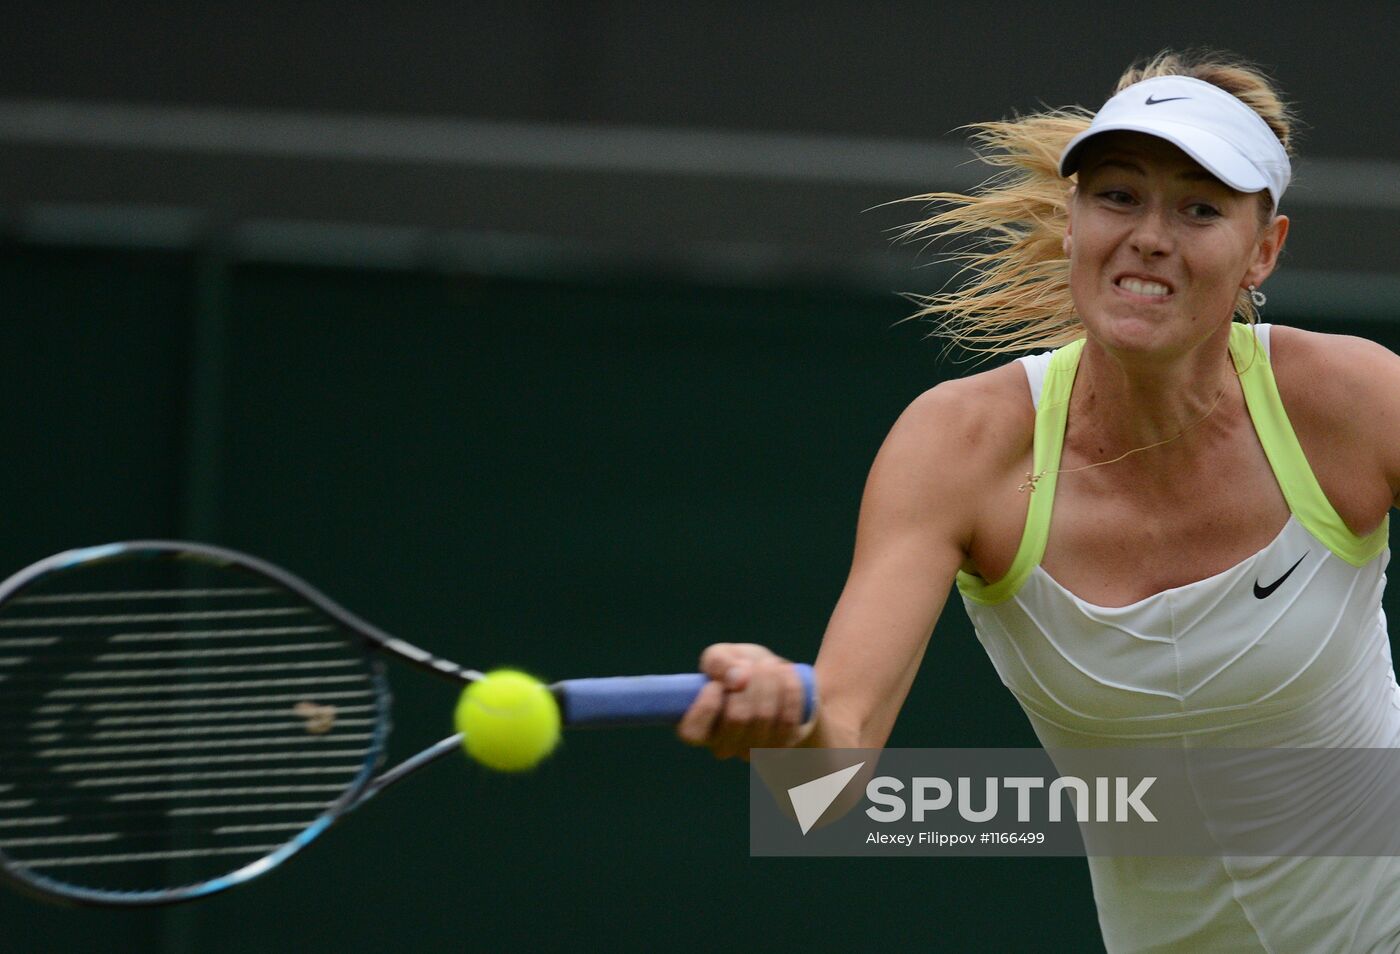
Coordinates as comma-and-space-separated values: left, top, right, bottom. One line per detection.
678, 371, 1021, 758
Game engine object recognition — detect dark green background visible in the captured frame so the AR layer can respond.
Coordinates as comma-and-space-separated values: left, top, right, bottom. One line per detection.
1, 243, 1395, 953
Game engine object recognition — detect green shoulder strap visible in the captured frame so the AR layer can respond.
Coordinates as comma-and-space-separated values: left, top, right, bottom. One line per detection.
1230, 322, 1389, 566
957, 339, 1085, 606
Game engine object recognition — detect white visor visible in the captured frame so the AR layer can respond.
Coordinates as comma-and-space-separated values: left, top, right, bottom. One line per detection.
1059, 75, 1290, 211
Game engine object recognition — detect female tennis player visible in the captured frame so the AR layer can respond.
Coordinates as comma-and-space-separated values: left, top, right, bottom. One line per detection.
679, 50, 1400, 951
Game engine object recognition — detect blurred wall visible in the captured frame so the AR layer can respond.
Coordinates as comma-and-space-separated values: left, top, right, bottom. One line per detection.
0, 1, 1396, 290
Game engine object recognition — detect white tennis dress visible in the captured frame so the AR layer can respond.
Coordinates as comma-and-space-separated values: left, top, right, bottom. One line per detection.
957, 323, 1400, 952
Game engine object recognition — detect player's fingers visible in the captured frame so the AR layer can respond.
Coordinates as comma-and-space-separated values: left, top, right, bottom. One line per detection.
712, 683, 769, 760
699, 643, 750, 689
745, 662, 811, 750
710, 686, 752, 758
698, 643, 733, 678
676, 679, 726, 746
728, 645, 791, 694
718, 666, 792, 757
745, 661, 785, 745
699, 643, 782, 690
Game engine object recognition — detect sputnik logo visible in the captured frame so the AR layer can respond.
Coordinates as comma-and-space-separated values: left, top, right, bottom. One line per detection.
786, 762, 866, 835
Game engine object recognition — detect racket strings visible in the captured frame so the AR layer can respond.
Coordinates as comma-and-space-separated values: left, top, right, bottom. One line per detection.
0, 554, 383, 895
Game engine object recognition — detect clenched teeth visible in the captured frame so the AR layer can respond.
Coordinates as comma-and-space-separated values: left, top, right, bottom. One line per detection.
1118, 277, 1171, 297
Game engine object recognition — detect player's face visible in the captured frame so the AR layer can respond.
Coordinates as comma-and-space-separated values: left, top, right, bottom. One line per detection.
1065, 132, 1287, 357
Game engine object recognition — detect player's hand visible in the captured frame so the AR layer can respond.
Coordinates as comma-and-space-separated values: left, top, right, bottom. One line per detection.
676, 643, 816, 760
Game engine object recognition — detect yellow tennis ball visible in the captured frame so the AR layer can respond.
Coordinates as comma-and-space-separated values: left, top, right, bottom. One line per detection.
454, 669, 561, 772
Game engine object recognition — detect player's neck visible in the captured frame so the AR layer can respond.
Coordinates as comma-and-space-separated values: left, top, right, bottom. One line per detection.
1071, 333, 1238, 452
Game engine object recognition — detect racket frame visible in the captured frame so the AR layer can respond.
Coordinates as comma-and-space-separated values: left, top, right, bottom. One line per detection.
0, 540, 453, 907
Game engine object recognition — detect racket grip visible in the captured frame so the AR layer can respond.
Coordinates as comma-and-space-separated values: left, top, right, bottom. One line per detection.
554, 663, 816, 727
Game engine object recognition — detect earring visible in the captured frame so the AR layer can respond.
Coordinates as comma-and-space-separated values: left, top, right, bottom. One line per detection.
1249, 284, 1267, 309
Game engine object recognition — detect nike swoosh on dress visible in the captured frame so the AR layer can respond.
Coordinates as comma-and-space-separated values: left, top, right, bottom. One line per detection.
1253, 551, 1309, 599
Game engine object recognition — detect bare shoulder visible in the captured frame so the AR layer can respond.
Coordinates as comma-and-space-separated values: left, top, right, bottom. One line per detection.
884, 360, 1032, 472
1269, 325, 1400, 423
1269, 324, 1400, 502
864, 359, 1034, 542
1270, 324, 1400, 375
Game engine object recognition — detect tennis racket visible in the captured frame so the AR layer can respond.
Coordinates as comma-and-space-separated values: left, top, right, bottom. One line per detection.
0, 540, 816, 907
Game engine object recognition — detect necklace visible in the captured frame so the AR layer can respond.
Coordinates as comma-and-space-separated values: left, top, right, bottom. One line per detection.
1018, 382, 1231, 494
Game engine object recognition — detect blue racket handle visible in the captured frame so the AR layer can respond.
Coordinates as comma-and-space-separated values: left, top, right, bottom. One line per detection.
553, 663, 816, 727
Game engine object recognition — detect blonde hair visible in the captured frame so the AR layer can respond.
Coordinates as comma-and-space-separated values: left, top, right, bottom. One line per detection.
901, 50, 1296, 356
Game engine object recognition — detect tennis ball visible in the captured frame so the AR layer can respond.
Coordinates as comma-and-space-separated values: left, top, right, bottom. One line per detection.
454, 669, 561, 772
